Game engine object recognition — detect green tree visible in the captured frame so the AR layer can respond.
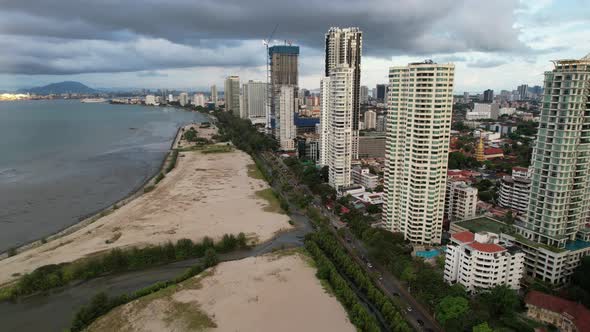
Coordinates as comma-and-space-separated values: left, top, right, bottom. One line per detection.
401, 265, 417, 285
436, 296, 469, 325
473, 322, 494, 332
203, 248, 218, 267
478, 285, 519, 318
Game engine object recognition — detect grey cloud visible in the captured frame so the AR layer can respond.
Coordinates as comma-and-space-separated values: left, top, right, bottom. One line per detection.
467, 59, 509, 68
0, 0, 528, 75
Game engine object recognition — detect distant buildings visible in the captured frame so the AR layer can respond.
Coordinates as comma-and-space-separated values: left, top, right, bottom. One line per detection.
517, 84, 528, 100
192, 93, 206, 107
224, 76, 240, 113
445, 180, 478, 221
376, 115, 386, 132
444, 231, 525, 292
466, 103, 500, 120
498, 167, 532, 214
360, 85, 369, 104
376, 84, 386, 103
382, 60, 454, 244
210, 85, 218, 104
320, 27, 362, 189
483, 89, 494, 103
145, 94, 157, 106
239, 81, 267, 122
364, 110, 376, 129
178, 92, 189, 106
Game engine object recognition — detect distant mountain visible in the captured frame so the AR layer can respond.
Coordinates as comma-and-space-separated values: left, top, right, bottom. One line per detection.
18, 81, 97, 95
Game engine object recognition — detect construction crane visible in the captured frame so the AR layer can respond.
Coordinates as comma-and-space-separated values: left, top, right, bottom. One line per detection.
263, 24, 278, 131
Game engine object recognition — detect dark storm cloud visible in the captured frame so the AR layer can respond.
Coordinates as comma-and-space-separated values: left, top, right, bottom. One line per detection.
0, 0, 527, 75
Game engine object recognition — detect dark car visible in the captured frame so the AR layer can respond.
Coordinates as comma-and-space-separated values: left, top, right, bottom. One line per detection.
417, 319, 424, 326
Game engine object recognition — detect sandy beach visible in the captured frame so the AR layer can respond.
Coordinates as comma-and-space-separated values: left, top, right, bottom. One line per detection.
0, 148, 292, 286
87, 251, 355, 332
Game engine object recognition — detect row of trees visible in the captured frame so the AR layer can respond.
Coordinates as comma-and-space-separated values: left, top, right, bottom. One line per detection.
8, 233, 247, 300
214, 111, 278, 153
70, 248, 219, 331
307, 231, 411, 332
306, 240, 381, 332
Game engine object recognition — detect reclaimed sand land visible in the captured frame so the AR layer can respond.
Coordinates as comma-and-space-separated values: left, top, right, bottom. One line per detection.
87, 252, 356, 332
0, 149, 292, 285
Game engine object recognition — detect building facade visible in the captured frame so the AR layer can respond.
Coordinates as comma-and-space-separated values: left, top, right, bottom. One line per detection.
517, 54, 590, 249
466, 103, 500, 120
445, 180, 478, 221
358, 133, 386, 158
382, 61, 455, 244
364, 110, 377, 129
178, 92, 189, 106
444, 231, 525, 292
269, 45, 299, 133
360, 85, 369, 104
321, 66, 355, 189
278, 85, 296, 151
351, 166, 379, 190
525, 291, 590, 332
498, 167, 532, 214
224, 76, 240, 113
192, 93, 206, 107
325, 27, 362, 159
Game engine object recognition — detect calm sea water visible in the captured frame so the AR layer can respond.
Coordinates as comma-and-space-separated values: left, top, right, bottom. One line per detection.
0, 100, 206, 252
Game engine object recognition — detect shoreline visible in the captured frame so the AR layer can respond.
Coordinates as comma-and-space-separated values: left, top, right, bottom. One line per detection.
0, 122, 190, 261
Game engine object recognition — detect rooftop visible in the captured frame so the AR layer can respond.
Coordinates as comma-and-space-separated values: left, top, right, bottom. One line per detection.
452, 231, 475, 244
469, 242, 505, 253
454, 217, 510, 234
525, 291, 590, 332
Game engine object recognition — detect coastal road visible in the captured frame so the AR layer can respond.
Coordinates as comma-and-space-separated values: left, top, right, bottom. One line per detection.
262, 152, 441, 332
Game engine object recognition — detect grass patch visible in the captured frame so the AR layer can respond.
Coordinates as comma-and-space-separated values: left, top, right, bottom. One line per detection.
144, 185, 155, 193
155, 172, 165, 184
0, 285, 14, 302
201, 144, 233, 154
247, 163, 265, 180
164, 299, 217, 330
255, 188, 284, 214
165, 150, 179, 174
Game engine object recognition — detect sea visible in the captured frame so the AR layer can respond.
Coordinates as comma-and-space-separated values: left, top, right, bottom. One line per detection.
0, 99, 206, 252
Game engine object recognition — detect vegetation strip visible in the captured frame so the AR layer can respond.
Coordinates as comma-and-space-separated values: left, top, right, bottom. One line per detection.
1, 233, 247, 301
70, 248, 220, 332
307, 231, 411, 332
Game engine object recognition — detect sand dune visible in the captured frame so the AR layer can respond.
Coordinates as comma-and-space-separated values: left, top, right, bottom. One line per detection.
88, 251, 355, 332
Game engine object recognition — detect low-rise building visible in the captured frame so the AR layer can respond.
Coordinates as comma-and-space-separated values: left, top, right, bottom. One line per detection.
145, 95, 157, 105
498, 167, 531, 213
445, 180, 478, 221
466, 103, 500, 120
525, 291, 590, 332
351, 166, 379, 190
450, 217, 590, 285
473, 130, 501, 142
444, 231, 525, 292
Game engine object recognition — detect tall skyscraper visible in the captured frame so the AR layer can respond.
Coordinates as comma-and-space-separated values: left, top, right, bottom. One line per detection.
382, 60, 455, 244
325, 27, 362, 159
245, 81, 267, 121
364, 110, 376, 129
224, 76, 240, 113
269, 45, 299, 133
483, 89, 494, 102
178, 92, 189, 107
321, 66, 356, 189
279, 85, 297, 151
376, 84, 387, 102
517, 54, 590, 249
517, 84, 528, 100
360, 85, 369, 104
210, 85, 218, 104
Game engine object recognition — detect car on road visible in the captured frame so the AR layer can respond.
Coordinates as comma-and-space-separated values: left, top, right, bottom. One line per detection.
417, 319, 424, 326
407, 306, 412, 312
367, 262, 373, 268
393, 292, 399, 297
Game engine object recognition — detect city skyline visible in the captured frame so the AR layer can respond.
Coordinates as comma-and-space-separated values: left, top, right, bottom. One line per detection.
0, 1, 588, 92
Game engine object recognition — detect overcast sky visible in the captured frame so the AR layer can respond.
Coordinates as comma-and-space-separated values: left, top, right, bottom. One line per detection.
0, 0, 588, 92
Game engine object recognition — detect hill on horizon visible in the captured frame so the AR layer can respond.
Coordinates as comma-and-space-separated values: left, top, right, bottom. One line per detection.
18, 81, 97, 95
